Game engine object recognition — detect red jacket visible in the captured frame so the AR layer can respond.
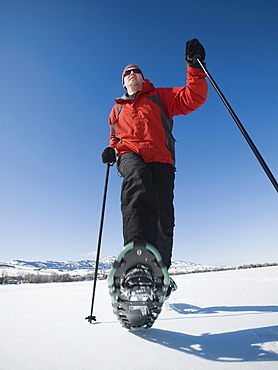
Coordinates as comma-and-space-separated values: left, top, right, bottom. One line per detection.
109, 66, 208, 165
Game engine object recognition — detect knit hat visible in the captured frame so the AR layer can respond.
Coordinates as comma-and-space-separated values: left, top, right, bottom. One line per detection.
122, 64, 144, 87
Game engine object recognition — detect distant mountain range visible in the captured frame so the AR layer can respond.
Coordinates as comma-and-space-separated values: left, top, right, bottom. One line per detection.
0, 257, 115, 272
0, 257, 219, 277
1, 258, 276, 284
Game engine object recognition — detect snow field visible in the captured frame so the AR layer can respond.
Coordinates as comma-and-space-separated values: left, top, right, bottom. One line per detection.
0, 266, 278, 369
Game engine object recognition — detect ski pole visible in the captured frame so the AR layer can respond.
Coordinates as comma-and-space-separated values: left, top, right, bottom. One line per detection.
85, 163, 111, 323
197, 58, 278, 193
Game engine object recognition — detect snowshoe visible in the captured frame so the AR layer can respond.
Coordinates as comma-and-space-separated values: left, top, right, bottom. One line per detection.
108, 241, 170, 330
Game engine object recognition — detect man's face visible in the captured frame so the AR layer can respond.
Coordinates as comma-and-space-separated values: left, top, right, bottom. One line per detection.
123, 68, 144, 91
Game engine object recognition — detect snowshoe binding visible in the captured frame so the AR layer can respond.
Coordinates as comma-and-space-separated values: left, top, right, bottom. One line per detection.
108, 241, 170, 330
165, 276, 178, 299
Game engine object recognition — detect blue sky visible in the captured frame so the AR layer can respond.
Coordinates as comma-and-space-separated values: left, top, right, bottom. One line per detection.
0, 0, 277, 266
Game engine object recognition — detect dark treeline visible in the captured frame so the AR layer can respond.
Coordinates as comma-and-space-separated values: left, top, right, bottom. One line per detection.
0, 272, 108, 285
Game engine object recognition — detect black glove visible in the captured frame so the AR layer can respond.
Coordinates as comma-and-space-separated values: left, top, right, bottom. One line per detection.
185, 39, 206, 68
102, 147, 116, 164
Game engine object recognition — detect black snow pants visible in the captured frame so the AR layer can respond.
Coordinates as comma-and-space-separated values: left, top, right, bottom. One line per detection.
117, 152, 175, 269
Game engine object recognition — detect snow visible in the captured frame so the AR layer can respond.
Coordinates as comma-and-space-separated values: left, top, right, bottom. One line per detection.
1, 266, 278, 369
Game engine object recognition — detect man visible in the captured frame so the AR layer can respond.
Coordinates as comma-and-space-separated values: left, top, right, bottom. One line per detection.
102, 39, 208, 270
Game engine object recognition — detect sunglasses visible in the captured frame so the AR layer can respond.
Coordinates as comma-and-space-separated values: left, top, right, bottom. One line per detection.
124, 68, 142, 76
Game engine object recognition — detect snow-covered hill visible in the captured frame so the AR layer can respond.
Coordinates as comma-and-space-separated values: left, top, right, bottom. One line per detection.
0, 256, 115, 272
0, 257, 219, 280
0, 257, 116, 281
1, 266, 278, 369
